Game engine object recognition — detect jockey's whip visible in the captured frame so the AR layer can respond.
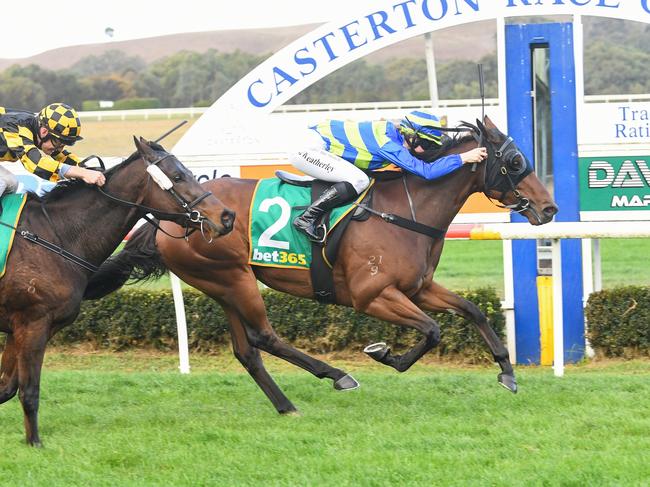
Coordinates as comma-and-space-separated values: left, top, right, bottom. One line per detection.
477, 63, 485, 122
471, 63, 487, 173
154, 120, 188, 143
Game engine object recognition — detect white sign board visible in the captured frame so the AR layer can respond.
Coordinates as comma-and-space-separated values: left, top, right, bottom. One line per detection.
174, 0, 650, 158
580, 102, 650, 148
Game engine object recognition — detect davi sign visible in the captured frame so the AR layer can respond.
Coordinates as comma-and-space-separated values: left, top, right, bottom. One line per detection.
580, 156, 650, 212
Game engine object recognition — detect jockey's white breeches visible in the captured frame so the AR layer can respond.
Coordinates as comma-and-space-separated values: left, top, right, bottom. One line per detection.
0, 165, 18, 198
287, 129, 370, 194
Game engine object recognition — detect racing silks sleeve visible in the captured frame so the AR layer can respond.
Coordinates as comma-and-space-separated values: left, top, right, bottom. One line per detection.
3, 126, 66, 182
52, 148, 82, 167
376, 137, 463, 181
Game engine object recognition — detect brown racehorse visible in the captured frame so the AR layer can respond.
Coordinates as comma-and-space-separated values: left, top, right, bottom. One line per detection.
0, 137, 234, 446
85, 116, 558, 415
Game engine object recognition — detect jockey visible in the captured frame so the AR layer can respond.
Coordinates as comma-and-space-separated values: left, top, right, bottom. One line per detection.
0, 102, 106, 198
289, 109, 488, 242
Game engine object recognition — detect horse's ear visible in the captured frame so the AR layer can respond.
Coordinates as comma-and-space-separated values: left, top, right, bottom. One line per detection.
483, 115, 497, 129
134, 136, 155, 159
476, 118, 487, 134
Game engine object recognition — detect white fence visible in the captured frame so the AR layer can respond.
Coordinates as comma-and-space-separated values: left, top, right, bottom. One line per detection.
77, 94, 650, 121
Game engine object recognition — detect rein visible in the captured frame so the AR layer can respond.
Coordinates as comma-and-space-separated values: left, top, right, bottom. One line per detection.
11, 149, 215, 273
354, 124, 476, 240
95, 152, 214, 240
356, 121, 538, 239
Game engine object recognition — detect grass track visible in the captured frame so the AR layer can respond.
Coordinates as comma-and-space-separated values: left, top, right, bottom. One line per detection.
0, 353, 648, 486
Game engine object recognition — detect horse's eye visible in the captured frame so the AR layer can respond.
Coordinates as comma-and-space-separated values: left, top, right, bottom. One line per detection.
173, 174, 183, 182
508, 154, 528, 175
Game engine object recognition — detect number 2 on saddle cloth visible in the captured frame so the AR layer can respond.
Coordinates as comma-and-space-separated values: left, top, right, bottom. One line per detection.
248, 177, 374, 303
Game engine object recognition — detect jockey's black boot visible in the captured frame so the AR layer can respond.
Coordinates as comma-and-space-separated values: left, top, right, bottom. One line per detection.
293, 182, 358, 242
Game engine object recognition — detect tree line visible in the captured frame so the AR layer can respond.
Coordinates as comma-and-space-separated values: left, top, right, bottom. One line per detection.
1, 18, 648, 112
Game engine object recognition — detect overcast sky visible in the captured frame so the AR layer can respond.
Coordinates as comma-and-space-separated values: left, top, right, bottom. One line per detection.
2, 0, 373, 59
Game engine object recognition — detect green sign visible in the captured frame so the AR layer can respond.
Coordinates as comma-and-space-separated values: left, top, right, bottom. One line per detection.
579, 156, 650, 211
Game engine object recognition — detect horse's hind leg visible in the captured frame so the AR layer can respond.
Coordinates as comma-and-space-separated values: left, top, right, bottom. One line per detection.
228, 279, 358, 391
413, 280, 516, 393
0, 334, 19, 404
223, 305, 298, 414
360, 285, 441, 372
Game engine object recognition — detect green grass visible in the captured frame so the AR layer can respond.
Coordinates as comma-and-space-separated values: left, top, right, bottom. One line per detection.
435, 238, 650, 295
0, 353, 648, 486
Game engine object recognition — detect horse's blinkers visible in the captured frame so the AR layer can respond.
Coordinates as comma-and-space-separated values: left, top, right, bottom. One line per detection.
480, 125, 534, 214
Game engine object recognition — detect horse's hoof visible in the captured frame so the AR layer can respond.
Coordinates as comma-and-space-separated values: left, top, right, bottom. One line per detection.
498, 373, 518, 394
363, 342, 389, 362
334, 374, 360, 391
279, 405, 300, 415
281, 410, 302, 417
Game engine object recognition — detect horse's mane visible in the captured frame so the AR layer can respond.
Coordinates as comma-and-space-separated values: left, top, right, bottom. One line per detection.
419, 132, 476, 162
26, 141, 167, 204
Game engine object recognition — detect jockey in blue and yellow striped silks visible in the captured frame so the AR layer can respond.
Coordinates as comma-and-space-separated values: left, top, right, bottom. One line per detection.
289, 109, 487, 242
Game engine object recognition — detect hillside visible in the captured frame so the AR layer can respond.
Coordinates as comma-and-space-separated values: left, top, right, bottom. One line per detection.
0, 21, 496, 72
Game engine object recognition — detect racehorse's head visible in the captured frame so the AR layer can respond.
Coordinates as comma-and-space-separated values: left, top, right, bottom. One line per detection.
478, 116, 558, 225
133, 137, 235, 239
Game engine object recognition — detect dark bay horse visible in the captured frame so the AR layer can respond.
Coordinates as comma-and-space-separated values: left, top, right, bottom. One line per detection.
0, 137, 234, 446
85, 116, 558, 415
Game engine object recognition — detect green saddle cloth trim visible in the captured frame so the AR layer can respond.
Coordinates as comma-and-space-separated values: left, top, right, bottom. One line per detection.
0, 193, 27, 278
248, 178, 358, 269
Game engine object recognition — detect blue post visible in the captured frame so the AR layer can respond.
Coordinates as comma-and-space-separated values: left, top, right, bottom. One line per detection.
505, 23, 585, 364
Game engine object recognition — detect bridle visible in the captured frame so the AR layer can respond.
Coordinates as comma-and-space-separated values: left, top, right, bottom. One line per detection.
94, 152, 215, 240
442, 121, 539, 221
10, 150, 216, 274
355, 119, 543, 241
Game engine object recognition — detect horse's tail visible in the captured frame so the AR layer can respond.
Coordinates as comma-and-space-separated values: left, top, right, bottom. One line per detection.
83, 223, 167, 300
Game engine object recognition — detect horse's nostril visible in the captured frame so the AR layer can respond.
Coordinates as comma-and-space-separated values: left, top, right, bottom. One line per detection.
544, 206, 558, 217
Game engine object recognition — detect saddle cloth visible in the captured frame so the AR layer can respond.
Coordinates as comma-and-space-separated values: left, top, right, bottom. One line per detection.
248, 178, 360, 270
0, 193, 27, 278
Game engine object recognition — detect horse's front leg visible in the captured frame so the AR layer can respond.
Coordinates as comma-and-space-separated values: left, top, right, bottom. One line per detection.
0, 333, 19, 404
412, 280, 517, 393
14, 319, 50, 447
359, 285, 441, 372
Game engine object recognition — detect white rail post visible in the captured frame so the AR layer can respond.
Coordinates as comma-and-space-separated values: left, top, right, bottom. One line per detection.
593, 239, 602, 292
424, 32, 439, 107
502, 240, 516, 361
581, 239, 596, 358
551, 239, 564, 377
170, 272, 191, 374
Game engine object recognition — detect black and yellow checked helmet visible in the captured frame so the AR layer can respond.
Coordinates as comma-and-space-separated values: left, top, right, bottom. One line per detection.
38, 102, 83, 145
